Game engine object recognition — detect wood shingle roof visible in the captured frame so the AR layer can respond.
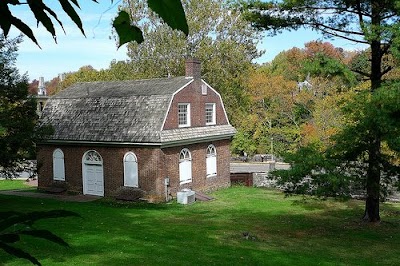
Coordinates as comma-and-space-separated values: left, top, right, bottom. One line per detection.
40, 76, 236, 145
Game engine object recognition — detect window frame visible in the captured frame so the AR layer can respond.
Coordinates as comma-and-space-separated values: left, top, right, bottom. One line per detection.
205, 103, 216, 125
178, 103, 191, 127
52, 148, 65, 181
123, 152, 139, 187
179, 148, 192, 184
201, 84, 208, 95
206, 144, 217, 177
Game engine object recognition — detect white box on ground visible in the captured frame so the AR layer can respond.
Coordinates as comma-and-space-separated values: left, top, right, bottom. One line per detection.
177, 189, 195, 204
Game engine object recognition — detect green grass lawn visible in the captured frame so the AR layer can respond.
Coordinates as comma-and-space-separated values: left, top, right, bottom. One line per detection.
0, 179, 32, 190
1, 186, 399, 265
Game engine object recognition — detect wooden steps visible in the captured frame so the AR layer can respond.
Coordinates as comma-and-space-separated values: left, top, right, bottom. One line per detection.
195, 191, 214, 201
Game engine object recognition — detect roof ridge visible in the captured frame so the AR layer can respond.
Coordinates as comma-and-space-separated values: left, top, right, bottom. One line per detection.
75, 75, 188, 85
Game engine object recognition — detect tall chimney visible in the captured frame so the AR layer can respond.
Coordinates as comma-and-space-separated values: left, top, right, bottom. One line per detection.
185, 58, 201, 79
38, 77, 46, 96
58, 73, 65, 82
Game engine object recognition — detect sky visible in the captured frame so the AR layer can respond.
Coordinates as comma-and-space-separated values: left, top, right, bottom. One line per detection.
9, 1, 366, 82
10, 1, 128, 81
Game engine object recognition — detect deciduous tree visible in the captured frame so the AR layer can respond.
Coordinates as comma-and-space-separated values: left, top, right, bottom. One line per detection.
246, 0, 400, 222
121, 0, 262, 123
0, 34, 51, 176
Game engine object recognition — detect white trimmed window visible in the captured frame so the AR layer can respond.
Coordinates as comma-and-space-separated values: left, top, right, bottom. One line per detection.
123, 152, 138, 187
179, 148, 192, 184
206, 145, 217, 177
178, 103, 191, 127
53, 149, 65, 181
205, 103, 216, 125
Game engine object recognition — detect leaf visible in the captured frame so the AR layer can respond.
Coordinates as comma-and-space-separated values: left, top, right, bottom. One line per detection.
0, 242, 41, 266
113, 11, 144, 47
40, 2, 66, 34
6, 0, 20, 4
0, 3, 12, 36
0, 233, 20, 243
69, 0, 99, 8
20, 230, 69, 247
27, 0, 57, 41
69, 0, 81, 8
0, 211, 21, 219
59, 0, 85, 36
147, 0, 189, 36
0, 210, 80, 232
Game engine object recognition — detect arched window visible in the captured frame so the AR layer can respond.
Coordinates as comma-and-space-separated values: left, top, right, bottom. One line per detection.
124, 152, 138, 187
206, 145, 217, 177
83, 150, 102, 165
53, 149, 65, 181
179, 148, 192, 184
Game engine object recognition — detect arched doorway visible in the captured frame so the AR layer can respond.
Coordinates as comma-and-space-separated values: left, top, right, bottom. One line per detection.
82, 150, 104, 196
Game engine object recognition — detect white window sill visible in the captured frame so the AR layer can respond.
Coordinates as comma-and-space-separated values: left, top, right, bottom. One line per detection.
180, 179, 192, 185
206, 174, 217, 178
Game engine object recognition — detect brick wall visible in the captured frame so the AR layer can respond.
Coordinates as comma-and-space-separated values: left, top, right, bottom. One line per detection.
162, 139, 231, 196
37, 139, 231, 199
37, 144, 163, 196
163, 81, 228, 130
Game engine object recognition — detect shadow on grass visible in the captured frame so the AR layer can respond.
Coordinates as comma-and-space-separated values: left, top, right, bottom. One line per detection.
1, 187, 400, 265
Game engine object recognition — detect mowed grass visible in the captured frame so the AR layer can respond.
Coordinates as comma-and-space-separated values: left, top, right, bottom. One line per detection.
0, 186, 399, 265
0, 179, 33, 190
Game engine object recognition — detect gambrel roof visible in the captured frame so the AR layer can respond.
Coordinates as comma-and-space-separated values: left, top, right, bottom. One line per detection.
40, 76, 236, 146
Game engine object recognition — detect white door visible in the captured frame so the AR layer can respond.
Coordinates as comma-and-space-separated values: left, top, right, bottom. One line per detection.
82, 150, 104, 196
85, 165, 104, 196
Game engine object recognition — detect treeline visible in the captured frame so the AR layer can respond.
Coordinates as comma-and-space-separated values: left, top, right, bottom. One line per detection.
34, 39, 399, 162
26, 0, 400, 173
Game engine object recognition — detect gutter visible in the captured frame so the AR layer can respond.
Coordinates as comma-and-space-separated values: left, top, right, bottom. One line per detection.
37, 133, 235, 148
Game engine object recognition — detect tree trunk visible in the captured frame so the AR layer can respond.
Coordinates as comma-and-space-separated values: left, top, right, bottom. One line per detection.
363, 0, 383, 221
363, 135, 381, 222
363, 196, 380, 222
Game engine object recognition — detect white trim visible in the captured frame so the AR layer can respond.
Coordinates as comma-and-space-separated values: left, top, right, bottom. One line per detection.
178, 103, 191, 128
206, 144, 217, 177
179, 148, 192, 184
205, 103, 216, 125
123, 152, 139, 187
39, 131, 236, 148
201, 84, 208, 95
201, 80, 232, 125
52, 148, 65, 181
82, 150, 104, 197
160, 79, 194, 130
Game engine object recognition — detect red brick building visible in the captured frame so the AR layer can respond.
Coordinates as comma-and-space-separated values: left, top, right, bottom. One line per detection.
37, 59, 236, 200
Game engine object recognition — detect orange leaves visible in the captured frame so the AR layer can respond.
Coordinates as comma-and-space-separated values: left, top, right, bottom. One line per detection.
304, 41, 344, 61
246, 69, 297, 102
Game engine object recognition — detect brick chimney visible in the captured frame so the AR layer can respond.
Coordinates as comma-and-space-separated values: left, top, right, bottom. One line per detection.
185, 58, 201, 79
